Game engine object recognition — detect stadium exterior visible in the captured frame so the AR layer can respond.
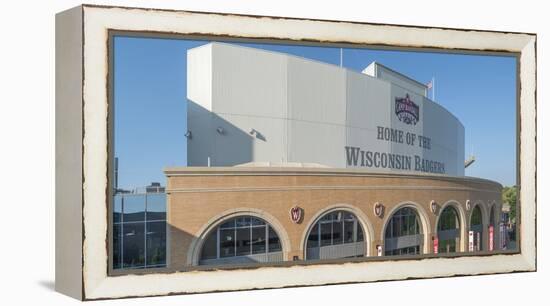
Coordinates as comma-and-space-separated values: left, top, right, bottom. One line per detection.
163, 43, 502, 269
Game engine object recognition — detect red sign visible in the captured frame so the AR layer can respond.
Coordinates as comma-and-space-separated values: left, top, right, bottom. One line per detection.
290, 206, 303, 224
489, 225, 494, 251
433, 237, 439, 254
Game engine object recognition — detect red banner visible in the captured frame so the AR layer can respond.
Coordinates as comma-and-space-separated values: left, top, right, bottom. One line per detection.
489, 225, 494, 251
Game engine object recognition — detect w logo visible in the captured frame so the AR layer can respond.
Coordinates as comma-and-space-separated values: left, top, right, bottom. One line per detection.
290, 206, 303, 224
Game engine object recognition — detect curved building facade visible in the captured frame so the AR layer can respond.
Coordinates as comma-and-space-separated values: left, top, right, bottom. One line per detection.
165, 167, 501, 268
161, 42, 502, 270
186, 42, 464, 176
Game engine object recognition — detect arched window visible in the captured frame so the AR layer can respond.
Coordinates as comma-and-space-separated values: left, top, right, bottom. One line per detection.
384, 206, 423, 256
306, 211, 365, 260
437, 206, 460, 253
489, 205, 495, 251
470, 206, 483, 251
199, 216, 282, 265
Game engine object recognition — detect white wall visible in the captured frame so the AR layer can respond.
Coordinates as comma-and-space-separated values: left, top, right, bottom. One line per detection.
188, 42, 465, 176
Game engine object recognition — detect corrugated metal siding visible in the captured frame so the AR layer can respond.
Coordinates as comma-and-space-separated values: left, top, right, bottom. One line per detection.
187, 43, 465, 176
306, 242, 365, 260
199, 251, 283, 266
385, 234, 424, 250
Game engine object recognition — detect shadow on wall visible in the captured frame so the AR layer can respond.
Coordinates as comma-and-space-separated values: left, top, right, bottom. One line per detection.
187, 100, 253, 166
168, 223, 197, 270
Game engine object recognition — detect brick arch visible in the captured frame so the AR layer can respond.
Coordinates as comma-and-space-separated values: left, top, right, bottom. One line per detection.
186, 207, 291, 266
434, 200, 467, 252
299, 203, 375, 258
381, 201, 431, 254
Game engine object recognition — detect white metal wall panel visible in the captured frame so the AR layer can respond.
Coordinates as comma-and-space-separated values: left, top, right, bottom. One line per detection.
211, 43, 288, 118
187, 101, 215, 166
187, 43, 465, 177
346, 71, 393, 172
288, 120, 346, 167
286, 56, 347, 125
187, 44, 212, 111
215, 113, 287, 165
376, 64, 427, 97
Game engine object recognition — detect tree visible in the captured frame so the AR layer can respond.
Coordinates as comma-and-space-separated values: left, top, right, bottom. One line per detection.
502, 186, 517, 222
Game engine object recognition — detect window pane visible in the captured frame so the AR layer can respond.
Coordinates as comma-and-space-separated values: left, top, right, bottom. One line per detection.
343, 212, 354, 221
146, 193, 166, 221
307, 224, 319, 249
251, 217, 265, 226
385, 219, 393, 238
344, 221, 354, 243
114, 195, 123, 223
402, 215, 409, 236
220, 219, 235, 229
123, 194, 146, 222
236, 227, 251, 256
251, 226, 266, 254
333, 220, 343, 244
408, 215, 417, 235
122, 222, 145, 268
472, 206, 482, 225
113, 224, 121, 269
219, 228, 235, 257
201, 230, 218, 260
320, 222, 332, 246
236, 217, 251, 228
392, 216, 400, 237
357, 222, 364, 242
268, 227, 281, 252
146, 221, 166, 266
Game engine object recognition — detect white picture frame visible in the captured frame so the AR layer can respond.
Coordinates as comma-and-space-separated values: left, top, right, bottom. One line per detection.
55, 4, 536, 300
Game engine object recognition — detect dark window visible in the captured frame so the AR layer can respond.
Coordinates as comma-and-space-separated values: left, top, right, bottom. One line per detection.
437, 206, 460, 254
252, 227, 267, 254
384, 206, 422, 256
306, 210, 365, 258
113, 224, 121, 269
236, 227, 251, 256
268, 227, 281, 252
146, 221, 166, 266
199, 216, 282, 264
471, 206, 482, 225
113, 193, 167, 270
201, 231, 218, 260
320, 222, 332, 247
123, 222, 145, 268
307, 224, 319, 249
219, 228, 236, 257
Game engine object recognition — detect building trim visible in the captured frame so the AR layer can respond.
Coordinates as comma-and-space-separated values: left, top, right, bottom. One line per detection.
165, 167, 502, 186
166, 185, 501, 194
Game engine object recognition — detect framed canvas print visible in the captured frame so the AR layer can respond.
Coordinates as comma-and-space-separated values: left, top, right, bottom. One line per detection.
55, 4, 536, 300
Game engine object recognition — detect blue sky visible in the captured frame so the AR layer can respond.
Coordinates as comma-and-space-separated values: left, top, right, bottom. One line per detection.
114, 36, 517, 190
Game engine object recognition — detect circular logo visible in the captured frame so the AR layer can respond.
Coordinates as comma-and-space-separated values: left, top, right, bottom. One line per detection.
290, 206, 303, 224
